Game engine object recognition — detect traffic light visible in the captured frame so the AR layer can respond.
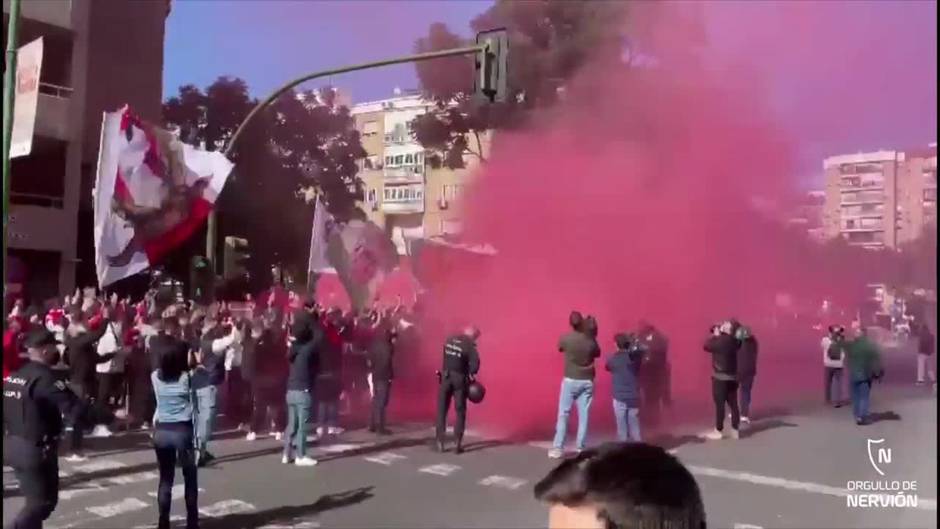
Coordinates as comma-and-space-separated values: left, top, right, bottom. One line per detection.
190, 255, 214, 305
475, 28, 509, 103
223, 236, 250, 281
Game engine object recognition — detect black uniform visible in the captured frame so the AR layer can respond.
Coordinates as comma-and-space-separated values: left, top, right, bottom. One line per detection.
4, 357, 78, 529
435, 334, 480, 449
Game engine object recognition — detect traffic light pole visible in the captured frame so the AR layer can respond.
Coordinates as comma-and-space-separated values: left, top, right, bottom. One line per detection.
206, 43, 489, 270
2, 0, 21, 322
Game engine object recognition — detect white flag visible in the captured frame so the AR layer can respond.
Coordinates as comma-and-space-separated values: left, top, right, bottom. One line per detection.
94, 107, 234, 288
308, 196, 335, 273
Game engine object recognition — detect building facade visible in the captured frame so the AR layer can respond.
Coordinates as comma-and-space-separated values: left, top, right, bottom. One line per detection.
3, 0, 168, 300
823, 145, 937, 249
351, 90, 481, 254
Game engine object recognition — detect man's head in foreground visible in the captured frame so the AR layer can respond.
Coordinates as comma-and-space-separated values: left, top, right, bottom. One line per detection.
534, 442, 706, 529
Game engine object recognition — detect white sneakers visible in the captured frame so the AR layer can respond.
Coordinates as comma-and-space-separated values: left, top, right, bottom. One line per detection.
703, 429, 724, 441
740, 416, 751, 425
90, 425, 113, 438
327, 427, 344, 435
547, 449, 563, 459
65, 453, 88, 463
281, 455, 291, 465
274, 432, 283, 441
295, 457, 318, 467
246, 432, 257, 442
703, 428, 740, 440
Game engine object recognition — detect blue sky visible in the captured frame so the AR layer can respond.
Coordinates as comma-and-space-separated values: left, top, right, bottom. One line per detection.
163, 0, 490, 102
164, 1, 937, 185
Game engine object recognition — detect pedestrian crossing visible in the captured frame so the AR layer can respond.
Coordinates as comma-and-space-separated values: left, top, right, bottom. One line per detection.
16, 437, 534, 529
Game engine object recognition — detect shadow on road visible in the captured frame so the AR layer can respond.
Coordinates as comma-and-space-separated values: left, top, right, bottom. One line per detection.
201, 486, 374, 529
868, 410, 902, 423
742, 419, 798, 439
650, 433, 706, 451
459, 440, 510, 453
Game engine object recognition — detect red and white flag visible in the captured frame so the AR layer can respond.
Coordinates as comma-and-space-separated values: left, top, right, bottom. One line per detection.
93, 107, 234, 287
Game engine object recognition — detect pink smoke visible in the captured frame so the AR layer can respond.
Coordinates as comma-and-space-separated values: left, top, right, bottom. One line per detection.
395, 2, 934, 438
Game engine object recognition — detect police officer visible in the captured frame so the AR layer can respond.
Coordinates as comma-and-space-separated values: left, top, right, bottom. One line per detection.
434, 325, 481, 454
3, 328, 79, 529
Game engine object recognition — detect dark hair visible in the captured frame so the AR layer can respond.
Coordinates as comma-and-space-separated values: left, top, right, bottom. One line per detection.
534, 443, 706, 529
569, 311, 584, 330
157, 341, 188, 382
583, 315, 598, 338
615, 333, 633, 350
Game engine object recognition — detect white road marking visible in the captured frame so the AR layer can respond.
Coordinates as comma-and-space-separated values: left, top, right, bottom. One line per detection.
418, 463, 461, 476
86, 497, 149, 518
667, 448, 679, 455
147, 484, 206, 500
200, 499, 256, 517
479, 475, 528, 490
72, 459, 126, 473
527, 441, 554, 451
107, 471, 159, 485
363, 452, 407, 465
318, 443, 366, 453
259, 523, 321, 529
733, 524, 764, 529
58, 471, 71, 478
688, 465, 938, 511
60, 481, 108, 500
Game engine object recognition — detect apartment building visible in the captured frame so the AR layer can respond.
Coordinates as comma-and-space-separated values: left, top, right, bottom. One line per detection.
351, 90, 481, 254
823, 144, 937, 249
3, 0, 168, 300
786, 190, 826, 242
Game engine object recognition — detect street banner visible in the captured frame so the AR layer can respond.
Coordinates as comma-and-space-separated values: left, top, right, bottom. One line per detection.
10, 37, 43, 158
325, 218, 399, 311
307, 195, 335, 274
93, 107, 234, 288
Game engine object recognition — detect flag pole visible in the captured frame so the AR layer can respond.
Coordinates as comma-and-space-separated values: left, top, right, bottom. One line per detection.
2, 0, 22, 320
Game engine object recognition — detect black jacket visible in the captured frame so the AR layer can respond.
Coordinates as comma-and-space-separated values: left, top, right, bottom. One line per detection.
368, 328, 395, 382
64, 323, 111, 389
3, 361, 78, 442
442, 335, 480, 376
704, 334, 739, 381
287, 325, 322, 391
737, 336, 758, 380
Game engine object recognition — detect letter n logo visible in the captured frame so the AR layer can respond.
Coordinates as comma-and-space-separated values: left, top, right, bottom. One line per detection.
867, 438, 891, 476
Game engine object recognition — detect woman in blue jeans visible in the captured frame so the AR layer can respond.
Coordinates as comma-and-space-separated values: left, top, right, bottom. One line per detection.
150, 322, 199, 529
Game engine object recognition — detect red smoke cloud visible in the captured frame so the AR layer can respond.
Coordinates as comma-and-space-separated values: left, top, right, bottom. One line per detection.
393, 2, 932, 439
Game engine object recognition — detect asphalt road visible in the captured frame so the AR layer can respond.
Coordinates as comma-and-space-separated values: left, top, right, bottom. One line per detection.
3, 385, 936, 529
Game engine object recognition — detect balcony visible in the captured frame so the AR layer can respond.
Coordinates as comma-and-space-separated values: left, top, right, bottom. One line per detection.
4, 0, 72, 29
382, 184, 425, 214
383, 165, 423, 182
33, 83, 72, 141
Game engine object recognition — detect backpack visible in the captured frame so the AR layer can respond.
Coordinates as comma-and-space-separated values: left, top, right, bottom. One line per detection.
827, 340, 843, 361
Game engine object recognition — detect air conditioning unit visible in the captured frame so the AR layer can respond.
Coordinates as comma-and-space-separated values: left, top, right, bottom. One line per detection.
438, 198, 449, 210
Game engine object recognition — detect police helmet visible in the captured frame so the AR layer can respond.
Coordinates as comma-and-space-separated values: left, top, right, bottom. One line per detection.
467, 380, 486, 404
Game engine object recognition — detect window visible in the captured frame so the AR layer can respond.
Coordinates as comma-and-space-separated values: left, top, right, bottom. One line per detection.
385, 156, 393, 167
384, 189, 390, 200
405, 154, 414, 164
367, 189, 376, 203
362, 121, 379, 136
394, 155, 404, 165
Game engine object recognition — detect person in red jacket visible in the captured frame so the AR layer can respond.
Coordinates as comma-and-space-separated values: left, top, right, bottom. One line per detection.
3, 317, 25, 378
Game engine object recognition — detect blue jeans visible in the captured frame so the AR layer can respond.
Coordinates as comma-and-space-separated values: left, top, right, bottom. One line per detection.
152, 424, 198, 529
851, 380, 871, 421
825, 367, 843, 404
284, 390, 312, 459
612, 399, 641, 442
552, 378, 594, 451
318, 400, 339, 429
195, 385, 218, 457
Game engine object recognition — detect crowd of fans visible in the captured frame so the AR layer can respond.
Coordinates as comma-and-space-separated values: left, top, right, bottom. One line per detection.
3, 285, 419, 464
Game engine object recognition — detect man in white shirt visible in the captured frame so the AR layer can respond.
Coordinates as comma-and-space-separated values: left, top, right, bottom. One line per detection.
822, 325, 846, 408
93, 318, 125, 437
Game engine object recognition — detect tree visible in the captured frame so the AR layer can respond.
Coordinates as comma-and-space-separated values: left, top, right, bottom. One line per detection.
161, 77, 366, 291
411, 1, 629, 169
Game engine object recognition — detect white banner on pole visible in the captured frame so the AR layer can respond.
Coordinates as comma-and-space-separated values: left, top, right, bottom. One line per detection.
11, 37, 44, 159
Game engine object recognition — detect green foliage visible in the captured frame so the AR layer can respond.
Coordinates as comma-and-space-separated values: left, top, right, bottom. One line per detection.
161, 76, 366, 290
411, 0, 629, 169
